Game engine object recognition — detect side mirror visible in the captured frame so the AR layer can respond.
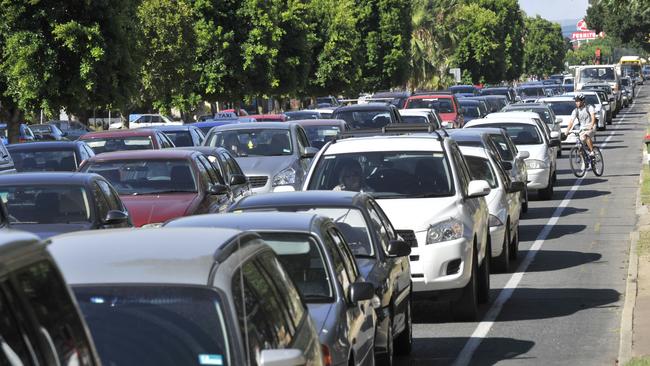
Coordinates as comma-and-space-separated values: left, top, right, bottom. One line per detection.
467, 180, 491, 198
229, 174, 248, 186
387, 239, 411, 257
548, 139, 560, 148
208, 183, 230, 195
555, 117, 562, 124
508, 181, 525, 193
516, 151, 530, 159
550, 131, 560, 140
260, 349, 306, 366
349, 282, 375, 304
301, 147, 319, 159
104, 210, 129, 225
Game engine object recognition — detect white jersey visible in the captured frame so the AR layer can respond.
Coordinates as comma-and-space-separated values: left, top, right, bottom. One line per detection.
570, 105, 595, 130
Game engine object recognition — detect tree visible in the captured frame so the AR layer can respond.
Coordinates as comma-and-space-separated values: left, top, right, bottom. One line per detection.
523, 16, 566, 77
452, 3, 503, 84
564, 37, 614, 66
586, 0, 650, 53
409, 0, 459, 90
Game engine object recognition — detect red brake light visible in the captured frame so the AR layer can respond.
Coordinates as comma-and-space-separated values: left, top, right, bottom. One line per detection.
321, 344, 332, 366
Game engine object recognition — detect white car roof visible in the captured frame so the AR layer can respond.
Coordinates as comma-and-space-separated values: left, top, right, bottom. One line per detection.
486, 111, 540, 119
564, 91, 598, 96
539, 97, 574, 103
323, 135, 444, 154
465, 117, 539, 128
398, 109, 431, 117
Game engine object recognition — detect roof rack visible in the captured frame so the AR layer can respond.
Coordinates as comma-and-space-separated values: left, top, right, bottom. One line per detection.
382, 123, 444, 141
412, 90, 453, 96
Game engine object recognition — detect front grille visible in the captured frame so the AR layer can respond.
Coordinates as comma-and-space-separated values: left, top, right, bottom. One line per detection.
396, 230, 418, 248
247, 176, 268, 188
411, 274, 424, 278
409, 255, 419, 261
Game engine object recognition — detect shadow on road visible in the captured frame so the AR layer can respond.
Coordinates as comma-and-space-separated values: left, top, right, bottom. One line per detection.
395, 337, 535, 366
600, 145, 628, 150
566, 189, 610, 200
519, 224, 586, 241
523, 250, 603, 272
522, 206, 588, 220
555, 177, 606, 187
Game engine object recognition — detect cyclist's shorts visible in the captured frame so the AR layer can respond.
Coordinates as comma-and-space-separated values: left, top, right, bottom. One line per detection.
579, 128, 595, 141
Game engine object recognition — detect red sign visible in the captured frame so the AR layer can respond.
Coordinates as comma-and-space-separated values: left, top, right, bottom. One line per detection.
571, 31, 597, 41
577, 19, 589, 31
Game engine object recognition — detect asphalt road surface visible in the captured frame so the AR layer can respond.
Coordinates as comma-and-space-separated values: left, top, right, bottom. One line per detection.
400, 87, 649, 366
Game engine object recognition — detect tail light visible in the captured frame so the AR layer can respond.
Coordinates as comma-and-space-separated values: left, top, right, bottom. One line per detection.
321, 344, 332, 366
18, 138, 26, 143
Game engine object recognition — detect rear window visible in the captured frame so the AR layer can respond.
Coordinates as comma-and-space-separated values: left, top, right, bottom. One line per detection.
84, 136, 154, 154
474, 123, 542, 145
333, 110, 392, 130
401, 115, 429, 124
406, 98, 454, 113
545, 101, 575, 116
75, 286, 230, 366
10, 149, 77, 172
163, 131, 193, 147
0, 185, 91, 224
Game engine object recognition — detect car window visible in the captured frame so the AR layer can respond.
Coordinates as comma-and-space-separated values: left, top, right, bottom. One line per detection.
84, 136, 155, 154
465, 156, 497, 188
232, 255, 295, 366
257, 252, 306, 326
0, 185, 92, 224
371, 200, 397, 239
450, 145, 470, 195
328, 228, 360, 280
296, 127, 310, 152
14, 261, 95, 366
157, 132, 174, 148
476, 123, 543, 145
9, 149, 78, 172
406, 98, 454, 113
366, 204, 391, 255
207, 129, 293, 157
78, 145, 90, 163
92, 182, 110, 220
0, 286, 35, 365
333, 110, 392, 130
197, 155, 224, 185
224, 152, 245, 176
96, 180, 122, 211
322, 234, 352, 297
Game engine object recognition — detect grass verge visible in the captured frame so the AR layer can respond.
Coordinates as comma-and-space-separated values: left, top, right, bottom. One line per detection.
626, 357, 650, 366
642, 165, 650, 206
639, 230, 650, 257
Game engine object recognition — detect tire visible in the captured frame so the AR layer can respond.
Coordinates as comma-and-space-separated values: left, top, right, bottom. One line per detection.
569, 147, 586, 178
452, 248, 479, 321
394, 298, 412, 356
492, 222, 511, 273
378, 320, 394, 366
557, 148, 562, 158
477, 238, 490, 304
591, 147, 604, 177
521, 189, 528, 214
509, 224, 519, 261
538, 176, 554, 200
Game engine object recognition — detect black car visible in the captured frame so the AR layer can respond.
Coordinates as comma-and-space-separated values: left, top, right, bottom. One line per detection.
48, 120, 91, 140
30, 124, 67, 141
0, 172, 132, 238
174, 146, 252, 199
230, 190, 413, 364
7, 141, 95, 172
333, 103, 404, 132
370, 91, 412, 109
0, 231, 102, 365
148, 124, 205, 147
480, 86, 517, 103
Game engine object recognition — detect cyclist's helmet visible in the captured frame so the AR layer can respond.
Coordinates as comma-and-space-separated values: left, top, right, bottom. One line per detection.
574, 93, 586, 102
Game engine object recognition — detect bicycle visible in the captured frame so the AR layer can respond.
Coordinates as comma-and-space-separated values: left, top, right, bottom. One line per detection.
567, 131, 604, 178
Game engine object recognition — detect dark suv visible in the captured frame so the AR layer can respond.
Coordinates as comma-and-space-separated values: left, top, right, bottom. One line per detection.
0, 231, 101, 365
333, 103, 404, 132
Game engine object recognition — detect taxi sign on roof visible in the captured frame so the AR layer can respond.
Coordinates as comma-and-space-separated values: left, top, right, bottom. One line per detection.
214, 111, 238, 120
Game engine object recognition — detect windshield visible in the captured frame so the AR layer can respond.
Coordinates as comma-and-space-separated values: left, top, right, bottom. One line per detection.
333, 110, 392, 130
11, 150, 77, 172
0, 185, 91, 224
517, 87, 545, 97
308, 151, 454, 199
163, 131, 193, 147
84, 136, 154, 154
580, 67, 615, 82
83, 159, 197, 195
504, 107, 552, 124
75, 286, 230, 366
464, 156, 497, 188
206, 129, 292, 157
462, 106, 480, 118
30, 125, 52, 133
406, 98, 454, 113
402, 115, 428, 124
451, 86, 475, 94
621, 78, 630, 86
481, 89, 507, 97
302, 125, 341, 149
546, 101, 575, 116
285, 111, 320, 120
476, 123, 542, 145
260, 233, 335, 301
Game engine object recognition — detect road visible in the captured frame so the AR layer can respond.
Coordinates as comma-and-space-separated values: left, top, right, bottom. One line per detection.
401, 87, 649, 366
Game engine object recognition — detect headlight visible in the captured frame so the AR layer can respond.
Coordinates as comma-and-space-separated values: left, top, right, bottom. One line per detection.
272, 167, 296, 186
525, 159, 548, 169
141, 223, 163, 228
488, 215, 503, 227
426, 218, 463, 244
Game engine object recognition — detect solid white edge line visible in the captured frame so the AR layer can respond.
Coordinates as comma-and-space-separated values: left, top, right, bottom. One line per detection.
452, 88, 643, 366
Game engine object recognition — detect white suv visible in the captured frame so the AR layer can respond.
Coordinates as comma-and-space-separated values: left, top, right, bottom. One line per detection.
303, 134, 492, 320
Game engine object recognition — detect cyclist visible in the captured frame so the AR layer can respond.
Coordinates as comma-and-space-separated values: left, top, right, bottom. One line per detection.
565, 93, 596, 156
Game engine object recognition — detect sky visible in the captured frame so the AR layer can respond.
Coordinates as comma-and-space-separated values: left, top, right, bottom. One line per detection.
518, 0, 589, 22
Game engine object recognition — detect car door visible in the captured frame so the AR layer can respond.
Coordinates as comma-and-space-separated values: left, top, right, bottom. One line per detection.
325, 227, 374, 365
0, 283, 41, 365
196, 155, 232, 213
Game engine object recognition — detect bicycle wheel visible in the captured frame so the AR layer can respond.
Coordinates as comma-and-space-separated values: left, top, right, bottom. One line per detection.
569, 147, 586, 178
591, 147, 604, 176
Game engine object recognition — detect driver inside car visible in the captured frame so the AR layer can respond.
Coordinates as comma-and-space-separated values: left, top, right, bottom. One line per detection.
333, 160, 373, 192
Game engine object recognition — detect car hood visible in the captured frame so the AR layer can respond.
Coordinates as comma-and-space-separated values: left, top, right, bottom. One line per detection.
121, 193, 199, 227
307, 302, 336, 337
556, 115, 571, 128
518, 144, 548, 161
235, 155, 294, 176
376, 196, 458, 233
13, 223, 94, 239
439, 112, 457, 122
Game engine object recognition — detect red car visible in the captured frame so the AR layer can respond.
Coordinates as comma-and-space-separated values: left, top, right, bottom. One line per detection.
404, 93, 464, 128
79, 150, 232, 227
248, 113, 287, 122
79, 129, 175, 154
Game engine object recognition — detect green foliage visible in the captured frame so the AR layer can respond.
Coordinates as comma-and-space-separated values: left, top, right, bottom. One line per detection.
586, 0, 650, 53
564, 37, 614, 66
523, 16, 566, 77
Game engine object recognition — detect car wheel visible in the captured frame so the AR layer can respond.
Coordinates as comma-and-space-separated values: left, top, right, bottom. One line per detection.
538, 173, 554, 200
557, 148, 562, 158
510, 224, 519, 261
477, 238, 491, 304
492, 222, 511, 273
521, 189, 528, 214
452, 249, 478, 321
394, 298, 412, 356
378, 319, 394, 366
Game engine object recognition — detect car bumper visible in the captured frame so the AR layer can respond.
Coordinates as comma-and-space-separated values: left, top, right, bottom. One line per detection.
409, 232, 472, 293
527, 167, 550, 189
489, 225, 506, 258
